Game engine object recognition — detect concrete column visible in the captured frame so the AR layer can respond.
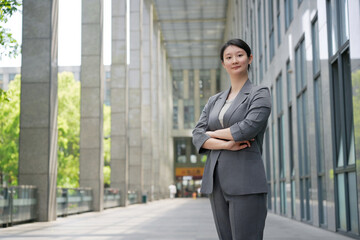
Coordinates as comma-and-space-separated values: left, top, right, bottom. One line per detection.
128, 0, 143, 202
142, 0, 153, 201
160, 47, 168, 198
80, 0, 104, 212
166, 64, 174, 195
194, 70, 200, 123
157, 37, 165, 199
151, 24, 160, 200
110, 0, 128, 206
210, 69, 217, 95
19, 0, 59, 221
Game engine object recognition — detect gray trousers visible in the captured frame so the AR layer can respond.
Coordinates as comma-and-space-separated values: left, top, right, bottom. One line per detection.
209, 166, 267, 240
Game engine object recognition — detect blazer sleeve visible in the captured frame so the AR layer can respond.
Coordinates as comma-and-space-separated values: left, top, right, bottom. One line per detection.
192, 96, 213, 154
229, 86, 271, 142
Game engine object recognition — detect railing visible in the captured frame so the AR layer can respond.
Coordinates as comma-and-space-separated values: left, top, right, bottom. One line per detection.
103, 188, 121, 209
56, 188, 92, 217
127, 191, 138, 205
0, 186, 37, 227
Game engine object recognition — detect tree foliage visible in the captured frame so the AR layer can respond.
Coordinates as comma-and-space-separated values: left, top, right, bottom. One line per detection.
57, 72, 112, 188
57, 72, 81, 188
103, 104, 111, 187
0, 72, 112, 188
0, 75, 20, 185
0, 0, 21, 58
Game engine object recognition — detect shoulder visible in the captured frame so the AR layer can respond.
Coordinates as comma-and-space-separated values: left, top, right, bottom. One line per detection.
250, 84, 270, 98
249, 84, 271, 107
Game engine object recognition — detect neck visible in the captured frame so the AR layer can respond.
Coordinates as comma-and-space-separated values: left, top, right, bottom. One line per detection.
229, 72, 248, 93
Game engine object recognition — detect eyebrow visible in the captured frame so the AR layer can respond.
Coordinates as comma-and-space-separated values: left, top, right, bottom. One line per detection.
224, 51, 244, 55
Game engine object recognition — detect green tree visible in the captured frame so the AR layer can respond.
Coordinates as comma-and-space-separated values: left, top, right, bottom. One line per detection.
0, 75, 20, 185
0, 0, 20, 58
57, 72, 80, 188
57, 72, 112, 188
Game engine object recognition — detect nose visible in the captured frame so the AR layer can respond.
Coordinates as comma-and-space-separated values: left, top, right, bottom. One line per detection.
232, 56, 238, 64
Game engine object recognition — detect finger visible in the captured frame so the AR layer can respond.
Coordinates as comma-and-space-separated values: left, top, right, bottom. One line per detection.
239, 144, 248, 150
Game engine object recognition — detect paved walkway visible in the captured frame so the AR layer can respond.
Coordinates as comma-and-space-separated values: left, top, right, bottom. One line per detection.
0, 198, 354, 240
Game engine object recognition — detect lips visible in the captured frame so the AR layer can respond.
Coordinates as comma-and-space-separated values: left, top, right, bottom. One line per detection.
231, 66, 241, 69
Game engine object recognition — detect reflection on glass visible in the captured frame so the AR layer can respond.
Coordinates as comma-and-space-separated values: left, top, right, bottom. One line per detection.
287, 61, 291, 103
339, 0, 349, 45
337, 139, 344, 167
348, 172, 359, 233
330, 0, 338, 56
352, 70, 360, 168
291, 180, 296, 217
348, 131, 355, 165
337, 173, 347, 230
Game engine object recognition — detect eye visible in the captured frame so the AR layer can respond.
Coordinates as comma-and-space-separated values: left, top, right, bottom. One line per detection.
238, 54, 243, 57
226, 56, 231, 60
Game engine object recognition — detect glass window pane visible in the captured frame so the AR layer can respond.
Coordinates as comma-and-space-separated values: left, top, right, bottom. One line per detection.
295, 47, 301, 93
330, 0, 338, 56
277, 14, 281, 45
270, 31, 275, 60
269, 0, 274, 29
300, 42, 307, 89
337, 173, 347, 230
289, 107, 295, 176
312, 18, 320, 75
281, 116, 286, 176
318, 176, 327, 225
286, 61, 291, 103
291, 180, 296, 217
348, 172, 359, 233
258, 3, 263, 56
276, 74, 283, 114
339, 0, 349, 45
302, 92, 309, 174
348, 131, 355, 165
297, 97, 304, 175
305, 178, 312, 221
314, 78, 324, 172
337, 138, 345, 167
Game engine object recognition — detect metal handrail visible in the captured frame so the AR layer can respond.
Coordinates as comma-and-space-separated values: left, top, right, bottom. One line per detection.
103, 188, 121, 209
0, 185, 37, 227
56, 187, 93, 217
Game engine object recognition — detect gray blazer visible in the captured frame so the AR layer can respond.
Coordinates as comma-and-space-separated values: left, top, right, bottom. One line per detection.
192, 80, 271, 195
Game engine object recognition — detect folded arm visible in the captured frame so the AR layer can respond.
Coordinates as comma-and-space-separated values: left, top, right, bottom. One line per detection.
206, 87, 271, 142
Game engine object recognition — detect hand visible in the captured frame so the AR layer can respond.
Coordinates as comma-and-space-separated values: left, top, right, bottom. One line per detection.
225, 140, 252, 151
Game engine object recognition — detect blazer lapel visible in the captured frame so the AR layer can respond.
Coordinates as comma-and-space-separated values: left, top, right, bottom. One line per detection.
209, 88, 230, 129
223, 80, 253, 127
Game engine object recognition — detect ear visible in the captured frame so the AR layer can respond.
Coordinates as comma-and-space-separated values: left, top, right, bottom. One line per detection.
248, 54, 253, 65
221, 61, 225, 68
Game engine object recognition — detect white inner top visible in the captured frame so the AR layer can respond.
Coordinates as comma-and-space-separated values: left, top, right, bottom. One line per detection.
218, 98, 234, 127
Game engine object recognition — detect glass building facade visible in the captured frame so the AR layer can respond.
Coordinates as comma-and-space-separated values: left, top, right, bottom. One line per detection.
218, 0, 360, 238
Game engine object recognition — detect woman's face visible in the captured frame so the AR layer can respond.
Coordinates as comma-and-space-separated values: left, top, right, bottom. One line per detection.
222, 45, 253, 76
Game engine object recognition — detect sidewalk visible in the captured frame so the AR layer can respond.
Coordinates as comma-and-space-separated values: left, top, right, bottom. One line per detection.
0, 198, 354, 240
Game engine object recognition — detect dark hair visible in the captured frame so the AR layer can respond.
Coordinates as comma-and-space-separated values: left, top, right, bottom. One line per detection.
220, 39, 252, 69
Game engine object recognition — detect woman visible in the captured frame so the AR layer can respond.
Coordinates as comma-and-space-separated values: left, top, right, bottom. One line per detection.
192, 39, 271, 240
